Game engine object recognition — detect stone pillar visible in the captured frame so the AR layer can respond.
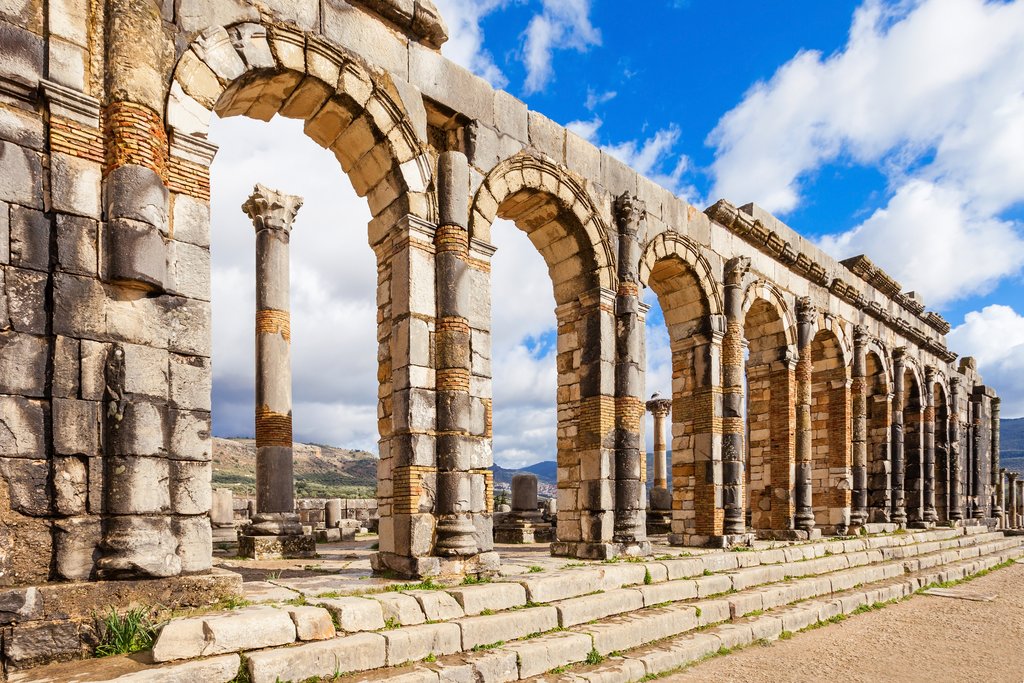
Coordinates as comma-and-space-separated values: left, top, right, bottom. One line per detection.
611, 194, 649, 554
794, 297, 816, 533
722, 257, 751, 537
891, 348, 907, 526
325, 499, 343, 529
971, 389, 986, 519
646, 397, 673, 492
991, 398, 1002, 525
948, 377, 963, 522
494, 474, 554, 544
923, 367, 938, 524
850, 327, 869, 528
239, 184, 313, 560
1015, 477, 1023, 529
211, 489, 234, 528
432, 152, 481, 559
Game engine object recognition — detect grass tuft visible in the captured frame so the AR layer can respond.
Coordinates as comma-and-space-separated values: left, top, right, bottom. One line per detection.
586, 648, 605, 665
94, 606, 157, 657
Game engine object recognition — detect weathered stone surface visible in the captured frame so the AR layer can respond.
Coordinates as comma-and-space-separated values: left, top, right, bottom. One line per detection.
152, 606, 296, 662
368, 592, 426, 626
170, 460, 211, 514
9, 205, 50, 271
382, 622, 461, 666
0, 23, 43, 89
53, 456, 88, 515
106, 218, 167, 290
52, 398, 100, 457
50, 152, 100, 218
457, 606, 558, 651
555, 587, 644, 627
406, 589, 465, 621
316, 596, 386, 632
245, 632, 386, 683
169, 354, 211, 411
56, 214, 98, 276
5, 620, 81, 668
0, 586, 41, 624
286, 605, 336, 641
446, 582, 527, 616
0, 142, 42, 208
53, 516, 101, 580
504, 631, 593, 678
0, 332, 48, 397
0, 457, 48, 515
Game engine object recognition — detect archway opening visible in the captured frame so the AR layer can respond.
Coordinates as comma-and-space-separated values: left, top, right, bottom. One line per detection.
810, 329, 850, 532
865, 351, 891, 522
934, 383, 950, 522
903, 369, 924, 523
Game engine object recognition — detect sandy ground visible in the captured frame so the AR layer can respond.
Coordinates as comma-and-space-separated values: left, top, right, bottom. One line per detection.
664, 560, 1024, 683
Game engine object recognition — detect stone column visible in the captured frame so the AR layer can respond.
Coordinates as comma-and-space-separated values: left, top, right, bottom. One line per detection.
948, 377, 963, 522
991, 398, 1002, 525
923, 367, 938, 524
850, 327, 869, 528
646, 397, 673, 492
1015, 477, 1023, 529
971, 390, 986, 519
611, 194, 649, 553
722, 258, 751, 537
891, 348, 907, 526
325, 499, 343, 528
495, 474, 554, 543
794, 297, 816, 533
239, 185, 312, 559
434, 152, 483, 559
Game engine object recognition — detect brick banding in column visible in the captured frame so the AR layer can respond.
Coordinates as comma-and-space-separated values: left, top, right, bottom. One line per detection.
103, 101, 168, 177
255, 408, 293, 448
50, 116, 105, 163
256, 309, 291, 342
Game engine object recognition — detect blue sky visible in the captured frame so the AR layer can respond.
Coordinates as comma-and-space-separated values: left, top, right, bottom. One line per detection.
207, 0, 1024, 468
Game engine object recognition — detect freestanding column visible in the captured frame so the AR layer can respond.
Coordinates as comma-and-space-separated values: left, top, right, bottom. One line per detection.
971, 390, 986, 519
948, 377, 963, 522
722, 257, 751, 536
434, 152, 481, 558
1014, 477, 1022, 528
850, 327, 869, 528
891, 348, 908, 526
240, 185, 310, 555
991, 398, 1002, 525
923, 367, 938, 523
646, 396, 673, 491
794, 297, 816, 533
612, 194, 649, 552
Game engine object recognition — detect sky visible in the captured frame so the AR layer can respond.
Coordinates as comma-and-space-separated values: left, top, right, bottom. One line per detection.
207, 0, 1024, 468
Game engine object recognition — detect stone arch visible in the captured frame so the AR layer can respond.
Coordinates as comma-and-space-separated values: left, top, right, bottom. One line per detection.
865, 348, 893, 522
639, 233, 724, 541
810, 328, 852, 531
468, 153, 616, 550
742, 288, 797, 532
164, 22, 437, 569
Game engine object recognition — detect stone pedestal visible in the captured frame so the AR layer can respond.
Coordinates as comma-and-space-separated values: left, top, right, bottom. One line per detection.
494, 474, 555, 544
211, 488, 234, 528
238, 534, 316, 561
646, 396, 673, 535
325, 499, 343, 528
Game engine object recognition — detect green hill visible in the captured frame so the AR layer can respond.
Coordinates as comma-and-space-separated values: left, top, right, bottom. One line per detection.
1003, 418, 1024, 476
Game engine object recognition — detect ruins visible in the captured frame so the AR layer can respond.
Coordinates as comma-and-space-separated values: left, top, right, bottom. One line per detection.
0, 0, 1019, 678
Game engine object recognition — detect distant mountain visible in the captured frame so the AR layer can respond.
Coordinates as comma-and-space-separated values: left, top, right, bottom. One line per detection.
491, 453, 673, 489
1003, 418, 1024, 476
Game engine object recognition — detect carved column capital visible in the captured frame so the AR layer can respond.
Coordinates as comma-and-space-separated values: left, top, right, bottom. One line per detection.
796, 296, 818, 324
242, 183, 304, 233
893, 346, 908, 365
645, 397, 673, 418
724, 256, 751, 287
853, 325, 870, 347
615, 193, 646, 235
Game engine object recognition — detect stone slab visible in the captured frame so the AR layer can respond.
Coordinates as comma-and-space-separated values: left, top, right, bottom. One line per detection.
238, 533, 316, 560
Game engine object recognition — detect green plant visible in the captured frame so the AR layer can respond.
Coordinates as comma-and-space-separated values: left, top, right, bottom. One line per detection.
702, 569, 713, 576
461, 575, 491, 586
643, 568, 653, 585
265, 570, 282, 580
383, 617, 401, 630
423, 652, 437, 663
387, 579, 438, 592
586, 648, 604, 665
528, 565, 544, 573
744, 609, 764, 617
229, 660, 252, 683
94, 606, 157, 657
471, 640, 505, 652
779, 630, 794, 640
480, 608, 495, 616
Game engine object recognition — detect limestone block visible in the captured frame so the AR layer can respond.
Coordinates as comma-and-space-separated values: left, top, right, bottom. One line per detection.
566, 130, 601, 184
108, 400, 168, 458
229, 23, 274, 70
492, 89, 528, 143
153, 606, 295, 662
5, 620, 81, 669
747, 614, 784, 642
555, 587, 644, 628
171, 193, 210, 247
105, 164, 169, 232
106, 218, 168, 291
169, 409, 212, 461
465, 650, 519, 683
505, 631, 593, 679
323, 0, 410, 79
50, 152, 100, 218
584, 605, 697, 656
457, 606, 558, 650
171, 460, 211, 514
528, 111, 565, 164
170, 354, 212, 411
287, 605, 336, 641
47, 37, 87, 90
369, 592, 426, 626
52, 516, 98, 580
0, 0, 42, 34
0, 108, 44, 155
51, 335, 79, 399
408, 42, 494, 125
0, 456, 49, 515
55, 214, 98, 276
52, 398, 100, 457
167, 239, 211, 301
5, 267, 47, 334
382, 622, 461, 666
0, 586, 40, 625
167, 296, 212, 357
48, 0, 89, 46
692, 599, 729, 626
0, 395, 45, 458
104, 654, 242, 683
104, 455, 170, 514
245, 632, 386, 683
9, 205, 50, 271
51, 456, 88, 516
122, 342, 170, 398
257, 0, 319, 30
0, 141, 43, 208
175, 0, 259, 36
167, 81, 211, 136
0, 23, 43, 90
316, 596, 385, 632
406, 589, 464, 621
634, 632, 721, 676
52, 272, 103, 339
0, 331, 48, 396
638, 579, 698, 607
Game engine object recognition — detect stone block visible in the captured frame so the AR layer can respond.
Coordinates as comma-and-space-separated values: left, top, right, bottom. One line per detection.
5, 267, 47, 334
693, 598, 730, 626
528, 111, 565, 163
48, 37, 88, 90
175, 0, 259, 33
108, 400, 168, 457
167, 296, 211, 357
634, 632, 721, 676
167, 239, 211, 301
316, 596, 386, 632
446, 582, 527, 616
694, 573, 733, 598
585, 605, 697, 656
104, 456, 170, 514
323, 0, 410, 78
170, 354, 212, 411
50, 152, 100, 218
171, 193, 210, 247
406, 589, 465, 621
170, 460, 211, 514
48, 0, 90, 46
0, 23, 43, 90
51, 516, 99, 580
0, 106, 43, 153
638, 579, 698, 606
0, 395, 45, 459
5, 620, 81, 669
369, 592, 426, 626
55, 214, 98, 276
245, 632, 386, 683
169, 409, 212, 461
237, 533, 316, 560
152, 606, 295, 662
0, 331, 48, 396
0, 586, 41, 624
382, 622, 461, 666
555, 587, 644, 627
492, 89, 528, 142
0, 141, 43, 208
457, 606, 558, 650
287, 605, 336, 641
9, 204, 50, 271
505, 631, 592, 678
52, 398, 100, 459
106, 218, 167, 291
173, 515, 213, 572
105, 654, 242, 683
52, 272, 103, 339
517, 568, 605, 603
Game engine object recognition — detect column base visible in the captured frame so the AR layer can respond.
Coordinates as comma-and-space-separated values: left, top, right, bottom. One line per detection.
646, 511, 672, 536
494, 522, 555, 544
669, 532, 757, 548
371, 551, 501, 580
238, 533, 316, 560
550, 540, 652, 560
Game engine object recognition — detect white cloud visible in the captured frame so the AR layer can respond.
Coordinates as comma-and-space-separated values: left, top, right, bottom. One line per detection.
585, 88, 617, 111
707, 0, 1024, 308
948, 305, 1024, 417
522, 0, 601, 94
433, 0, 509, 87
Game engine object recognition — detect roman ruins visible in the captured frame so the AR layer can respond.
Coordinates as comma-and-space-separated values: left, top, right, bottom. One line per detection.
0, 0, 1020, 677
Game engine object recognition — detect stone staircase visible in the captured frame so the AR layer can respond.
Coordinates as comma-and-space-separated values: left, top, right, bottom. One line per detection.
14, 527, 1023, 683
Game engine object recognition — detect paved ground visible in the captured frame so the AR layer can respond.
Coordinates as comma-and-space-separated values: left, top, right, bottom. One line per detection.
664, 560, 1024, 683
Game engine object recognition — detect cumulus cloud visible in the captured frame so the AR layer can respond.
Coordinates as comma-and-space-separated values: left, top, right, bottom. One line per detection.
947, 305, 1024, 417
708, 0, 1024, 307
433, 0, 509, 87
522, 0, 601, 94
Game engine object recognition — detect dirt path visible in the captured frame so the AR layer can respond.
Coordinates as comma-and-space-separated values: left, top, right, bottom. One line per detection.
664, 560, 1024, 683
